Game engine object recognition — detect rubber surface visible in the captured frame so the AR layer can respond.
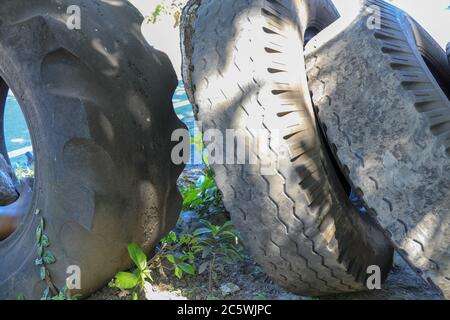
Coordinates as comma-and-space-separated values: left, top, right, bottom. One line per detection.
447, 43, 450, 66
306, 0, 450, 298
182, 0, 393, 296
0, 0, 186, 299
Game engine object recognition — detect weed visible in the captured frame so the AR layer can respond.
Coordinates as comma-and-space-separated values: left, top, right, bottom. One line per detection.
112, 243, 152, 300
112, 219, 243, 299
193, 220, 243, 291
14, 163, 34, 180
180, 168, 223, 216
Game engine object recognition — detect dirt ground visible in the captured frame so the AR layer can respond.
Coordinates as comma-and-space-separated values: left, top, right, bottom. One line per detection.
89, 248, 443, 301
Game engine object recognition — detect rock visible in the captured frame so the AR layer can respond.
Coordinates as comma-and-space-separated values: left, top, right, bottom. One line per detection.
143, 283, 187, 300
220, 283, 240, 296
0, 153, 18, 206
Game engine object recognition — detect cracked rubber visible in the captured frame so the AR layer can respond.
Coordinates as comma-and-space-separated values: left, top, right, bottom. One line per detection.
306, 0, 450, 298
181, 0, 393, 296
0, 0, 186, 299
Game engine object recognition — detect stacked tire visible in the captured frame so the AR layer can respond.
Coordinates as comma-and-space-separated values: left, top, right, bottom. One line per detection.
182, 0, 450, 298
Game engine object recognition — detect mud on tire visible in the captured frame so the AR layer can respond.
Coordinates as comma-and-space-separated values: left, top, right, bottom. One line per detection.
182, 0, 393, 296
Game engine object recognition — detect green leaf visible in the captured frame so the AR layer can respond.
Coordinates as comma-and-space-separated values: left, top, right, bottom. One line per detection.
202, 248, 212, 259
41, 234, 50, 247
114, 272, 139, 289
40, 266, 46, 280
51, 291, 66, 300
43, 250, 56, 265
40, 218, 45, 232
166, 254, 176, 264
35, 225, 42, 243
198, 262, 209, 275
132, 292, 139, 300
193, 227, 212, 236
174, 266, 183, 279
17, 293, 26, 300
128, 243, 147, 270
200, 219, 215, 231
182, 191, 199, 207
207, 296, 219, 300
178, 263, 195, 275
162, 231, 177, 244
41, 286, 50, 300
36, 244, 43, 258
218, 221, 234, 233
142, 269, 153, 282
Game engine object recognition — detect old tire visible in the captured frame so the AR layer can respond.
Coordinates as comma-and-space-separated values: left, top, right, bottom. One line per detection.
182, 0, 393, 296
447, 43, 450, 66
306, 0, 450, 298
0, 0, 185, 299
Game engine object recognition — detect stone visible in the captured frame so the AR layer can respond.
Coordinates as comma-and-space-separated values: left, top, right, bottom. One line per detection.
220, 282, 240, 296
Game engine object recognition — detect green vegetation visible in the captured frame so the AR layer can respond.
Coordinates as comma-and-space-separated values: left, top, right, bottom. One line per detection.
147, 0, 187, 27
112, 243, 153, 300
180, 168, 223, 215
111, 162, 244, 300
19, 213, 79, 300
112, 217, 243, 299
14, 163, 34, 180
193, 220, 243, 291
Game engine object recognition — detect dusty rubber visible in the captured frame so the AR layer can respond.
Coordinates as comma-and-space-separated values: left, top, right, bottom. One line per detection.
0, 0, 186, 299
447, 43, 450, 66
181, 0, 393, 296
306, 0, 450, 298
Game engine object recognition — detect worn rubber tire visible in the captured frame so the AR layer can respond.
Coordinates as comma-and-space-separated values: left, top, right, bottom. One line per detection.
181, 0, 393, 296
306, 0, 450, 298
447, 43, 450, 66
0, 0, 186, 299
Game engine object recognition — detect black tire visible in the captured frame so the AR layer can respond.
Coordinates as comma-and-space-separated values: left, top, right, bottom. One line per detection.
306, 0, 450, 298
447, 43, 450, 66
181, 0, 393, 296
0, 0, 186, 299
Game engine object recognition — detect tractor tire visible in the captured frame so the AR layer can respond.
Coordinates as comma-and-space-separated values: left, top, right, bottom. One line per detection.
0, 0, 186, 299
306, 0, 450, 298
181, 0, 393, 296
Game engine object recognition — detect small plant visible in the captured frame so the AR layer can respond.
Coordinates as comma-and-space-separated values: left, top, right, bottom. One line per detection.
146, 0, 187, 27
113, 243, 152, 300
181, 168, 223, 216
254, 292, 268, 300
111, 219, 243, 299
22, 211, 79, 300
14, 163, 34, 180
159, 231, 197, 279
191, 131, 209, 165
193, 220, 243, 291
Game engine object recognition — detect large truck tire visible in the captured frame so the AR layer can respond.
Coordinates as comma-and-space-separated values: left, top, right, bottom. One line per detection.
447, 42, 450, 66
0, 0, 186, 299
181, 0, 393, 296
306, 0, 450, 298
